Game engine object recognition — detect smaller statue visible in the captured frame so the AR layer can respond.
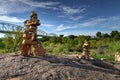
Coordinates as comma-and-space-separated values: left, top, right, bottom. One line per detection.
115, 52, 120, 62
80, 40, 90, 59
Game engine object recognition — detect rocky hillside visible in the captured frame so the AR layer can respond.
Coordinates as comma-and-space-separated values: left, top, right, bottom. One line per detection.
0, 53, 120, 80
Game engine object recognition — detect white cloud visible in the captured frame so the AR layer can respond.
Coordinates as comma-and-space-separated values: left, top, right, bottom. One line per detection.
41, 24, 74, 32
0, 0, 32, 14
56, 24, 72, 31
42, 23, 54, 28
69, 16, 83, 21
60, 6, 85, 15
0, 0, 60, 15
43, 16, 120, 34
0, 0, 85, 21
56, 30, 98, 36
41, 23, 75, 32
19, 0, 60, 10
0, 33, 5, 38
59, 6, 86, 21
39, 16, 120, 36
57, 15, 65, 18
73, 16, 120, 28
79, 17, 107, 27
0, 15, 24, 23
54, 16, 120, 35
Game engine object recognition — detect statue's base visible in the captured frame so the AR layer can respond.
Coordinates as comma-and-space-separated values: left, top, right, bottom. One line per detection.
20, 42, 46, 57
32, 46, 46, 56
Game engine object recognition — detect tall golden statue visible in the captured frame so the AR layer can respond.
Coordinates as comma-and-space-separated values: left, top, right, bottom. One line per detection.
20, 11, 45, 56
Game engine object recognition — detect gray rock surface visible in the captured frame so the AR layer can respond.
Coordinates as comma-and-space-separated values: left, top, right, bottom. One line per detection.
0, 53, 120, 80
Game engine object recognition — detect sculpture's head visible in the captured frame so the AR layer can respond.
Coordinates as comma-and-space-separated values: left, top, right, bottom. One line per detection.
30, 11, 38, 22
83, 40, 89, 48
31, 11, 37, 17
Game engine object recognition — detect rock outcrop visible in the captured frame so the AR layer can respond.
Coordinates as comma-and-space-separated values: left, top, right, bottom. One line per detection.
0, 53, 120, 80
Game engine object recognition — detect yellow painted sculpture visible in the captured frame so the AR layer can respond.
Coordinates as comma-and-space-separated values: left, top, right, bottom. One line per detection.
81, 40, 90, 59
20, 11, 45, 56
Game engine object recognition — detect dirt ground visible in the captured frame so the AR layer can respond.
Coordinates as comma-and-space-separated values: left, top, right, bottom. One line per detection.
0, 53, 120, 80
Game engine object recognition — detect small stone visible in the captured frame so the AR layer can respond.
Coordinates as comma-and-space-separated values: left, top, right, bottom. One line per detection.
100, 58, 108, 61
6, 77, 21, 80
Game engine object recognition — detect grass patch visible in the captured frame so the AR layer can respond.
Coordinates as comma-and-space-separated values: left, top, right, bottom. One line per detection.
92, 54, 114, 61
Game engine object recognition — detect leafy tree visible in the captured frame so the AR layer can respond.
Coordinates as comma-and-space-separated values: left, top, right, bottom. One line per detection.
59, 35, 64, 38
62, 37, 67, 44
13, 27, 23, 51
0, 38, 5, 49
68, 35, 76, 39
96, 32, 102, 39
110, 30, 120, 40
40, 36, 50, 42
1, 26, 23, 52
90, 40, 97, 49
49, 36, 60, 44
2, 33, 14, 52
103, 33, 110, 38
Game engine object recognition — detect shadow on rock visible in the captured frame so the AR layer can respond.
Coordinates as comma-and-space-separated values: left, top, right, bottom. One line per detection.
28, 54, 120, 75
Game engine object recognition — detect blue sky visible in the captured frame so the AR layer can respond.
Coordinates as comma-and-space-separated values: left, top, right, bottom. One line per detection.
0, 0, 120, 36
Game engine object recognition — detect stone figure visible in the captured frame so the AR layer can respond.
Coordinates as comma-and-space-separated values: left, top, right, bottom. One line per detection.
80, 40, 90, 59
20, 11, 45, 56
115, 52, 120, 62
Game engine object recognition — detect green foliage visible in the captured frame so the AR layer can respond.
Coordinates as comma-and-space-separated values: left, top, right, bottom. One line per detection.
1, 30, 120, 62
106, 41, 120, 53
92, 54, 114, 61
40, 36, 50, 42
90, 49, 115, 61
110, 30, 120, 40
45, 43, 69, 56
96, 32, 102, 39
0, 38, 5, 49
103, 33, 110, 38
59, 35, 64, 38
0, 27, 23, 53
89, 40, 97, 48
49, 36, 60, 44
39, 30, 120, 61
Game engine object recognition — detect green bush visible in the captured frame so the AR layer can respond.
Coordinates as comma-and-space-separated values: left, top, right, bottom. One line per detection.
90, 50, 115, 61
106, 41, 120, 53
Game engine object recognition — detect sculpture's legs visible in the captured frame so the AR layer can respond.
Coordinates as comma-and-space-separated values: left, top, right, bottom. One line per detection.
81, 50, 90, 59
32, 42, 45, 56
20, 44, 31, 56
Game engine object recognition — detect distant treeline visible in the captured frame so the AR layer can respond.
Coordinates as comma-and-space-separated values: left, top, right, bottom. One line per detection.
0, 30, 120, 55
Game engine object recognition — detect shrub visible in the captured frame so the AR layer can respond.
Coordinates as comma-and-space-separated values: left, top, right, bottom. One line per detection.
106, 41, 120, 53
